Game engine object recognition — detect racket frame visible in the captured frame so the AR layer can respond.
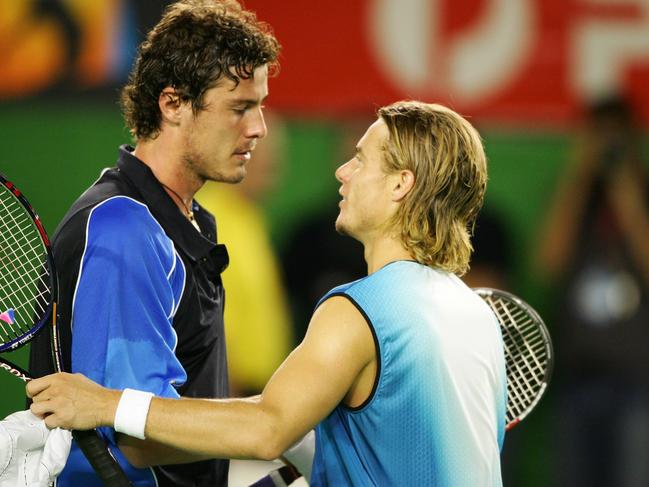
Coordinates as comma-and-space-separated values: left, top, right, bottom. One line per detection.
474, 287, 553, 430
0, 175, 56, 356
0, 172, 132, 486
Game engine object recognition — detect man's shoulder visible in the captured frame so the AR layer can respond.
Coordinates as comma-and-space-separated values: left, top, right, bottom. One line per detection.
52, 171, 164, 257
316, 277, 367, 307
54, 168, 135, 229
324, 261, 420, 296
64, 196, 166, 245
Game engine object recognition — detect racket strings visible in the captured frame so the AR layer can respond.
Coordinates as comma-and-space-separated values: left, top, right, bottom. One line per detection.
0, 246, 50, 300
0, 197, 44, 278
0, 222, 49, 306
0, 256, 50, 303
0, 284, 50, 336
0, 189, 51, 345
486, 296, 549, 423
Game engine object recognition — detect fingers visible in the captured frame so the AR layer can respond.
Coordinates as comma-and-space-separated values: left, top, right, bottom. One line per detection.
29, 396, 52, 417
26, 371, 75, 398
26, 373, 113, 431
43, 413, 67, 430
26, 376, 51, 398
29, 395, 79, 430
25, 373, 77, 429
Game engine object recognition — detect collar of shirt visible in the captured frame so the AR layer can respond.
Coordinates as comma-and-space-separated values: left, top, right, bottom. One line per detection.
116, 145, 229, 272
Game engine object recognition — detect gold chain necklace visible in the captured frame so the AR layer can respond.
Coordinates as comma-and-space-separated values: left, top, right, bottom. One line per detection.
161, 183, 195, 222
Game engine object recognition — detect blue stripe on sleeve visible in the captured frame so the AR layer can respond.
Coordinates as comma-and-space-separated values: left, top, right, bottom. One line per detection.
71, 196, 187, 399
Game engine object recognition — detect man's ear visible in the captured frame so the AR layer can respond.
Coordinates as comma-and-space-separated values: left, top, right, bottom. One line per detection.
158, 87, 183, 125
391, 170, 415, 202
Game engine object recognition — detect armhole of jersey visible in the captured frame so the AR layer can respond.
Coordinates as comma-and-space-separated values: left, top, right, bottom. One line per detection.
322, 292, 382, 412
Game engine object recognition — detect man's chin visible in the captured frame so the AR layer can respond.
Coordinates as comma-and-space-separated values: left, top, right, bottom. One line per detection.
208, 169, 246, 185
335, 219, 350, 237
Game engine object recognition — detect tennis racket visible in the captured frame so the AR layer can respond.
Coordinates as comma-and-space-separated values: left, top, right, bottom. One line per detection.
0, 172, 132, 486
474, 287, 553, 431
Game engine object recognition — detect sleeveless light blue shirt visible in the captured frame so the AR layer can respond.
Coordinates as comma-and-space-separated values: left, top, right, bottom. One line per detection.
310, 261, 506, 487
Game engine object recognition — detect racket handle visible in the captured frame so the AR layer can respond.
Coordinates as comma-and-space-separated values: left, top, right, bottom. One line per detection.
73, 430, 133, 486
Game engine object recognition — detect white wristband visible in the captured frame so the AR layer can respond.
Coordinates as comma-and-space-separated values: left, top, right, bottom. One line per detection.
113, 389, 154, 440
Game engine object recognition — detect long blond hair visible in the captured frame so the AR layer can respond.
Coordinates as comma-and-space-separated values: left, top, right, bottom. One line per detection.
378, 101, 487, 275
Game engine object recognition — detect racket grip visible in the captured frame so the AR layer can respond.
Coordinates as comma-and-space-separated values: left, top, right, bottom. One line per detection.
72, 429, 133, 486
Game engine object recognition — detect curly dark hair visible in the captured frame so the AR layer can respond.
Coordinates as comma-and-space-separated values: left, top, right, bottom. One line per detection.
121, 0, 280, 140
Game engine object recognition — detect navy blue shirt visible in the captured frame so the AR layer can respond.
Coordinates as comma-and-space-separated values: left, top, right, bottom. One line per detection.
30, 146, 230, 486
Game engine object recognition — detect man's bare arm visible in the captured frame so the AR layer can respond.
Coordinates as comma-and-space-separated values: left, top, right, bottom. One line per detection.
607, 162, 649, 287
535, 142, 599, 280
28, 296, 376, 462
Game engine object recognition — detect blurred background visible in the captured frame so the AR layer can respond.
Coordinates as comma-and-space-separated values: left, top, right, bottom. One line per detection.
1, 1, 649, 486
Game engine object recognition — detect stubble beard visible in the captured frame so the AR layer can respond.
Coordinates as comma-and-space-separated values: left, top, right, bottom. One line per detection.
184, 151, 247, 185
209, 167, 246, 184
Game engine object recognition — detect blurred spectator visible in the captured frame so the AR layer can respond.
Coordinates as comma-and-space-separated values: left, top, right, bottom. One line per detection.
196, 114, 293, 397
536, 94, 649, 487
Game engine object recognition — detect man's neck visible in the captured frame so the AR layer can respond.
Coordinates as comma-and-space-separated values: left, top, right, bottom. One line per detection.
363, 234, 413, 275
133, 138, 201, 204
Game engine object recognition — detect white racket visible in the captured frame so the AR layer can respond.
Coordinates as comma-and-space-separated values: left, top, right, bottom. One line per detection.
474, 287, 553, 430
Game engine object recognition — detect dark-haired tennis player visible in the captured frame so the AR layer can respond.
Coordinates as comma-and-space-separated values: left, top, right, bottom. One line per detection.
27, 1, 279, 485
30, 100, 507, 486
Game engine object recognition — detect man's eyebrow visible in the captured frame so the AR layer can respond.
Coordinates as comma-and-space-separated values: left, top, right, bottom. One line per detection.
229, 94, 269, 106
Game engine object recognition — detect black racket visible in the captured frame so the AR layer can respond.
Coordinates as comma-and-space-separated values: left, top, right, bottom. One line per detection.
474, 288, 553, 431
0, 172, 132, 486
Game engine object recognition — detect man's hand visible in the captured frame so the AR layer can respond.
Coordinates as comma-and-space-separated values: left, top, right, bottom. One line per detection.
0, 410, 71, 487
26, 372, 120, 431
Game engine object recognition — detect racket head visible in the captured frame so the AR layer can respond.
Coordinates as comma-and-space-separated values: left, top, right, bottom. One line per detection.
474, 287, 553, 430
0, 172, 56, 353
0, 173, 132, 485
